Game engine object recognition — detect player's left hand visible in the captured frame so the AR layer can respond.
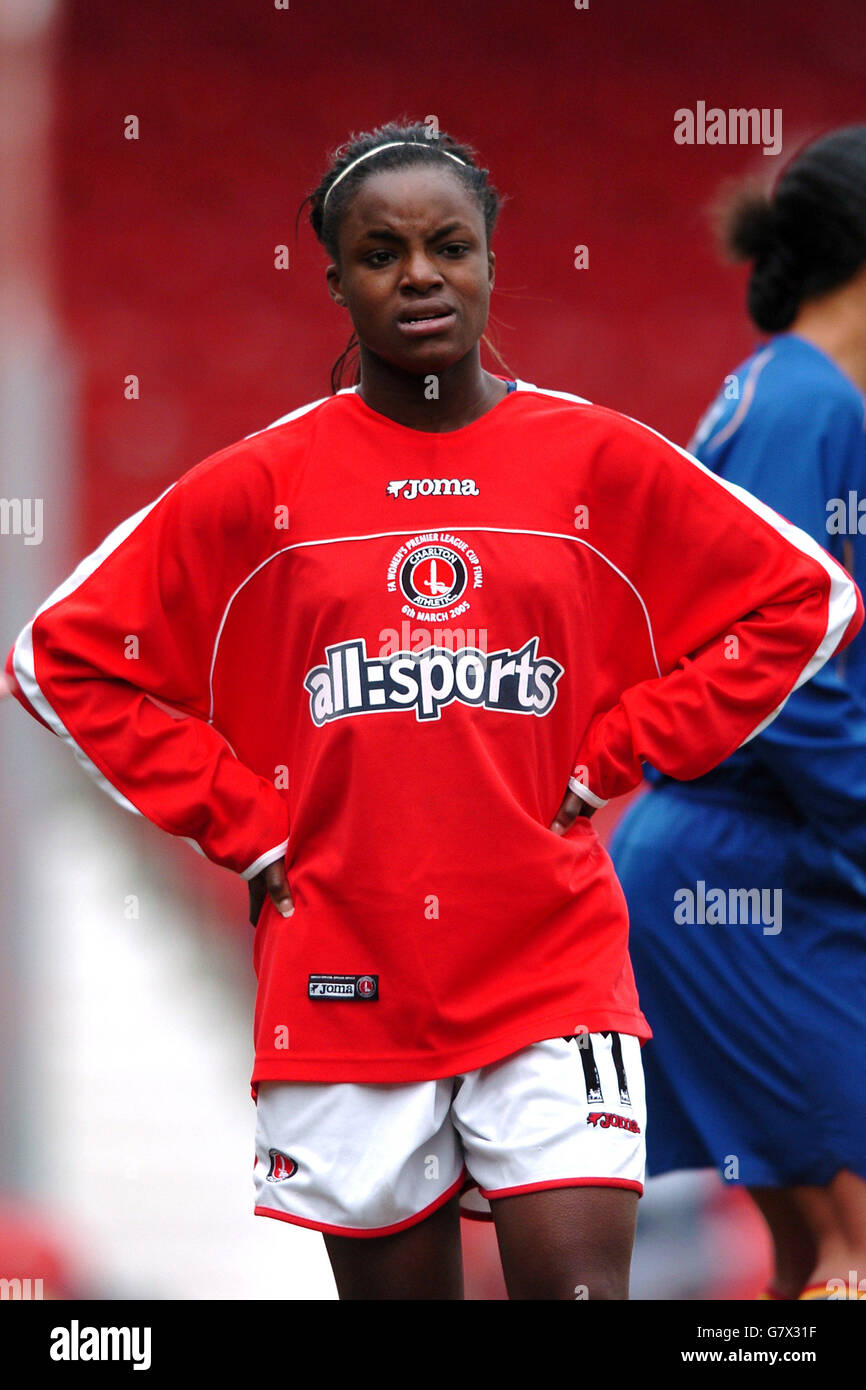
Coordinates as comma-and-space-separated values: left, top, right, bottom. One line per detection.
549, 789, 596, 834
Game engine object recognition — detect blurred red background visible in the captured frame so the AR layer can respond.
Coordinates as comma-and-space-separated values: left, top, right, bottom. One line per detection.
54, 0, 865, 548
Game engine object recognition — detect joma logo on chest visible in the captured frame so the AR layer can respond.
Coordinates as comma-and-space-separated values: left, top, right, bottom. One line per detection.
386, 478, 480, 500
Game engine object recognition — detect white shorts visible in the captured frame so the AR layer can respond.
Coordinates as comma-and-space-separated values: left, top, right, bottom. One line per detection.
253, 1032, 646, 1237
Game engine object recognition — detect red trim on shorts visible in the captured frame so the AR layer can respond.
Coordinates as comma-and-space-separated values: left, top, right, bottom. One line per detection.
254, 1167, 467, 1239
479, 1176, 644, 1199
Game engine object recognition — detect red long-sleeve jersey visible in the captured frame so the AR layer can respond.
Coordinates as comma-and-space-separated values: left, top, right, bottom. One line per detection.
6, 380, 863, 1085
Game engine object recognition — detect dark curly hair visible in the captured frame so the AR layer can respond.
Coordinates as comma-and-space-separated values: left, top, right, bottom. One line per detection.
296, 118, 512, 391
715, 125, 866, 333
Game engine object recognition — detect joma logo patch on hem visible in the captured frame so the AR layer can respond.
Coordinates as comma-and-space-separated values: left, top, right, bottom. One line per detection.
308, 974, 379, 1001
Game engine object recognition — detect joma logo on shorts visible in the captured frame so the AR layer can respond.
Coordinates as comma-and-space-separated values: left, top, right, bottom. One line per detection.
386, 478, 480, 500
587, 1111, 641, 1134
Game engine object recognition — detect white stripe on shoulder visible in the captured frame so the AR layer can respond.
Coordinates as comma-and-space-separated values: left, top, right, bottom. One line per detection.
624, 413, 859, 744
244, 392, 339, 439
513, 381, 592, 406
28, 483, 177, 623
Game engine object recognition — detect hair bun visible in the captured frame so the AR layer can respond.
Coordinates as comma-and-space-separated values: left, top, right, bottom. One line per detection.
710, 125, 866, 334
725, 187, 780, 262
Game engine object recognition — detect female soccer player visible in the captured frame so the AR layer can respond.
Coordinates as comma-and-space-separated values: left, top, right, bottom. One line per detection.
609, 125, 866, 1302
4, 119, 862, 1300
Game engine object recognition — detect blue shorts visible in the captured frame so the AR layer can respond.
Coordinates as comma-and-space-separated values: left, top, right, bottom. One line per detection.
609, 784, 866, 1188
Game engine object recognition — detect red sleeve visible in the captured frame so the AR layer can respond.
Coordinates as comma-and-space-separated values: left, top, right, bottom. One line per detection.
568, 415, 864, 807
5, 453, 289, 880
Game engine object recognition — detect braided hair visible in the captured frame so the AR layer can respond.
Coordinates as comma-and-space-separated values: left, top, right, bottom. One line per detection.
297, 118, 512, 391
718, 125, 866, 333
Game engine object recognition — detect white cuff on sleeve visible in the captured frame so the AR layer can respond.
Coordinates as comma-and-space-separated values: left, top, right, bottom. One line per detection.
241, 838, 289, 881
567, 777, 607, 809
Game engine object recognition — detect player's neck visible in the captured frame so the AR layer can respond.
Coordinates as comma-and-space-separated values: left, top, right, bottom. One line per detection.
354, 349, 508, 432
789, 269, 866, 395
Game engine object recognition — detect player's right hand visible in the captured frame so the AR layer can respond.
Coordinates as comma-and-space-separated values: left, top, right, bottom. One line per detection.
248, 859, 294, 926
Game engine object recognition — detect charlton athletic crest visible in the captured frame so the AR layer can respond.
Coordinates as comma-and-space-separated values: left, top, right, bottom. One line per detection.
266, 1149, 298, 1182
399, 544, 468, 610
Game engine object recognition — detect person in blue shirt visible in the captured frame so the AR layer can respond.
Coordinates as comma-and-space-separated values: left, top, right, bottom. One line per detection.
610, 125, 866, 1302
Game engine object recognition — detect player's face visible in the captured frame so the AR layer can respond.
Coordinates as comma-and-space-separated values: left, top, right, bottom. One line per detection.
326, 166, 495, 374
